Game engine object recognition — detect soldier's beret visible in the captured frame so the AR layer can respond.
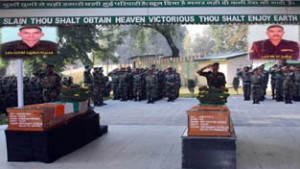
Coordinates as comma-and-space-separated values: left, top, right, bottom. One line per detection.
85, 65, 90, 69
19, 25, 42, 31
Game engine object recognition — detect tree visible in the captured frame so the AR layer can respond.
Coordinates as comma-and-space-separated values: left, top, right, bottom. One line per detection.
190, 29, 215, 57
92, 25, 126, 65
128, 25, 186, 57
0, 27, 7, 76
209, 25, 248, 54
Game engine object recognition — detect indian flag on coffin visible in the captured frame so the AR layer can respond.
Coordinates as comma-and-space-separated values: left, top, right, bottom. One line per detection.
50, 101, 88, 114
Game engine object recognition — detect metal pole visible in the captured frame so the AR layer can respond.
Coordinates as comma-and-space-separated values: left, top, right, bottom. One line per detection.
17, 59, 24, 108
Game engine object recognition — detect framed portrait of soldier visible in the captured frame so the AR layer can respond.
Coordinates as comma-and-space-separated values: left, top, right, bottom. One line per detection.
0, 25, 58, 60
248, 24, 300, 60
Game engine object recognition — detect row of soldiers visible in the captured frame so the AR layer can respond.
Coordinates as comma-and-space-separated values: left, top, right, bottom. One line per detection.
84, 65, 111, 107
108, 65, 181, 103
0, 64, 64, 114
237, 64, 300, 104
84, 64, 181, 105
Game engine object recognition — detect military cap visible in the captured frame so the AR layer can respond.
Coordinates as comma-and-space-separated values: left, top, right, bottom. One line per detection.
93, 67, 99, 71
19, 25, 42, 31
85, 65, 90, 69
212, 62, 219, 67
267, 24, 284, 31
98, 67, 103, 72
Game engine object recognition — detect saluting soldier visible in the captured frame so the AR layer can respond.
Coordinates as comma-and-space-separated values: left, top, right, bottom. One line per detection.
197, 62, 226, 89
237, 66, 252, 101
258, 65, 269, 101
283, 66, 294, 104
250, 68, 263, 104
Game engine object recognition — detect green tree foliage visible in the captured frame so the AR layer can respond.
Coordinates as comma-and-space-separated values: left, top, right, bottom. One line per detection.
190, 27, 215, 57
92, 26, 126, 65
0, 27, 7, 76
127, 25, 186, 57
209, 25, 248, 54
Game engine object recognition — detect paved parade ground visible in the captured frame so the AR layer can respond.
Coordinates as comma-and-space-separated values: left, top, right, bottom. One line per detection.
1, 95, 300, 169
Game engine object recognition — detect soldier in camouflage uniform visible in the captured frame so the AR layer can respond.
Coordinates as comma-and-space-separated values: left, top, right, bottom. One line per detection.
293, 66, 300, 101
269, 64, 278, 99
237, 66, 252, 101
108, 68, 120, 100
174, 69, 181, 99
119, 67, 129, 101
93, 67, 107, 106
140, 68, 148, 101
145, 69, 158, 104
164, 67, 177, 102
156, 70, 165, 100
83, 65, 93, 107
197, 62, 226, 89
283, 66, 294, 104
30, 76, 44, 104
258, 65, 269, 101
275, 66, 284, 102
250, 68, 263, 104
132, 68, 143, 101
126, 66, 134, 100
41, 64, 62, 102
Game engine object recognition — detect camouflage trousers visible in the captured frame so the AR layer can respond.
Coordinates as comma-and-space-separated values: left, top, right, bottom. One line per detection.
251, 85, 261, 101
43, 88, 60, 102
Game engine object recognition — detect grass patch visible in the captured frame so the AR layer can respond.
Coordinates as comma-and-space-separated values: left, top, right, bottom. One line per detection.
0, 114, 8, 125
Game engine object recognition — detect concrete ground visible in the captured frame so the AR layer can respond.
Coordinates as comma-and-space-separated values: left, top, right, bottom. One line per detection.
0, 95, 300, 169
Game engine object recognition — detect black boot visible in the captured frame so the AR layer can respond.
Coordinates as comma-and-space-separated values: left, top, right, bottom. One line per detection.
147, 98, 154, 104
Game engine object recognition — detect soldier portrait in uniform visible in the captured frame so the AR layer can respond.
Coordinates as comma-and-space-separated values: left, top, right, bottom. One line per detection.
0, 25, 57, 60
249, 24, 300, 60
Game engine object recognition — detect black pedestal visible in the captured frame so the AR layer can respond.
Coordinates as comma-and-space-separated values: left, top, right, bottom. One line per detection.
182, 129, 236, 169
5, 113, 108, 163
